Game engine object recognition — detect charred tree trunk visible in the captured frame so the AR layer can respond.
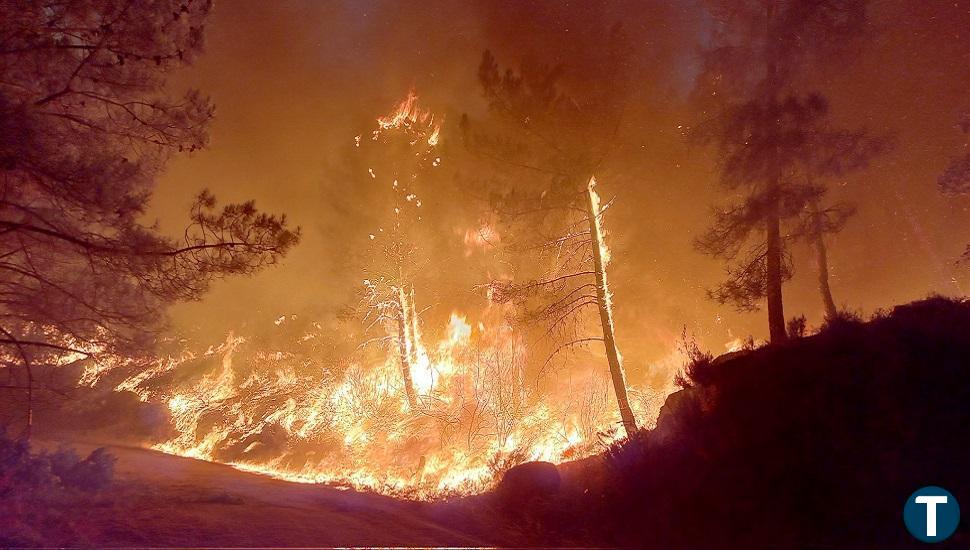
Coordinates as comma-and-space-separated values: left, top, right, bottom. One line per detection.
810, 200, 838, 319
764, 1, 787, 344
765, 195, 787, 343
396, 286, 418, 409
585, 178, 637, 436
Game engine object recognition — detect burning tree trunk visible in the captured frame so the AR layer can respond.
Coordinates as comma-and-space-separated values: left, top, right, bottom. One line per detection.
584, 178, 637, 435
406, 287, 422, 365
396, 286, 419, 409
468, 49, 640, 436
358, 276, 424, 411
486, 177, 639, 438
354, 91, 442, 411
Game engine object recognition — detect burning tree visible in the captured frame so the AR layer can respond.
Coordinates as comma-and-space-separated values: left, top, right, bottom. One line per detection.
692, 0, 871, 340
464, 37, 639, 436
359, 255, 424, 410
0, 1, 299, 438
354, 92, 442, 410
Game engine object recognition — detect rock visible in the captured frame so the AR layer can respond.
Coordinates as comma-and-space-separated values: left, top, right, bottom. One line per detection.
654, 388, 703, 441
497, 461, 561, 503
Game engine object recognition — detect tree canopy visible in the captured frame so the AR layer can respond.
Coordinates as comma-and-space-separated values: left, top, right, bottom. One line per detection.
0, 0, 299, 434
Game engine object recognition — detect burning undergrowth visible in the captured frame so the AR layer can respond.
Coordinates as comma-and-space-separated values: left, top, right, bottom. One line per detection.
79, 309, 671, 499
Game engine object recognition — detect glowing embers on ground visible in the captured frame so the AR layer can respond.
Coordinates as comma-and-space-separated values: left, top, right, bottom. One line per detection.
99, 310, 670, 499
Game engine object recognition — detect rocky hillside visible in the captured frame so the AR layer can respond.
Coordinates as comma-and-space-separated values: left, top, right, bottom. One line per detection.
490, 297, 970, 547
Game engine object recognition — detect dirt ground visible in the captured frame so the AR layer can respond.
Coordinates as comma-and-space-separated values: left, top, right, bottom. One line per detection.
28, 441, 510, 547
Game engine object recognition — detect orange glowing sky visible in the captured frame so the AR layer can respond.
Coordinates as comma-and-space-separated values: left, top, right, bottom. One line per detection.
150, 0, 970, 383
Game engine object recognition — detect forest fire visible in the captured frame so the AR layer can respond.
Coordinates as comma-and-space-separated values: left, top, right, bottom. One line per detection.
80, 306, 669, 498
69, 93, 673, 499
5, 1, 969, 546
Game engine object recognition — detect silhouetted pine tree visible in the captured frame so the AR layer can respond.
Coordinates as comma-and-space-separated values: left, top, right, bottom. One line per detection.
692, 0, 870, 342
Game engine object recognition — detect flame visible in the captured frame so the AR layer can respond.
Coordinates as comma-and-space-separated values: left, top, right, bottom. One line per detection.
63, 97, 675, 501
80, 306, 673, 500
725, 337, 745, 353
374, 90, 441, 147
587, 176, 611, 266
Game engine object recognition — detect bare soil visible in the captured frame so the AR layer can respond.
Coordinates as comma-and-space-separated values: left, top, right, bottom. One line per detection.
30, 441, 504, 547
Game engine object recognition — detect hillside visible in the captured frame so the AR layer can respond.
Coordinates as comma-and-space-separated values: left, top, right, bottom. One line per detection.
4, 297, 968, 547
487, 297, 970, 547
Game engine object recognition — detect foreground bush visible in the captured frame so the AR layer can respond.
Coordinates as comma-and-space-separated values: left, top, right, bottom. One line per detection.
0, 433, 115, 546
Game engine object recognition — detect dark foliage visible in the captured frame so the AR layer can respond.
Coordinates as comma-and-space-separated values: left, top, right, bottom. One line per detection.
512, 297, 970, 547
939, 112, 970, 196
0, 432, 115, 497
673, 330, 716, 389
939, 112, 970, 262
692, 1, 881, 342
819, 307, 865, 332
0, 0, 299, 436
786, 314, 807, 338
0, 432, 116, 545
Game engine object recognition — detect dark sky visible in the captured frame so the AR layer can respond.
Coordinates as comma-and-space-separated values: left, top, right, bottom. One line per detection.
150, 0, 970, 383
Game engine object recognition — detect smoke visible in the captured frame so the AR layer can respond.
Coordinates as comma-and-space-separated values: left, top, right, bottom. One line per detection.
147, 0, 970, 377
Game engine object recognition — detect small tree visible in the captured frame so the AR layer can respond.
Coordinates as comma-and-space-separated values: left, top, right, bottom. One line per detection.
794, 122, 885, 318
354, 92, 441, 410
696, 94, 884, 323
803, 197, 852, 319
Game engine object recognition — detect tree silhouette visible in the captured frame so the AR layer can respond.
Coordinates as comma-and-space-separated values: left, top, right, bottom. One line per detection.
792, 119, 886, 318
939, 112, 970, 260
693, 0, 870, 342
0, 1, 299, 438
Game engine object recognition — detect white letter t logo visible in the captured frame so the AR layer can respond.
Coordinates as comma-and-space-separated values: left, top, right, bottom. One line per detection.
915, 495, 948, 536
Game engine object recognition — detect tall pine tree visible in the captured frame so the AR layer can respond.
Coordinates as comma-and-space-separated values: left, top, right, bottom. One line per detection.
692, 0, 870, 341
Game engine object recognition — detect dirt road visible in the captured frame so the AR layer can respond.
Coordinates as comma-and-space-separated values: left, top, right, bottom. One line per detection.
38, 442, 504, 547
